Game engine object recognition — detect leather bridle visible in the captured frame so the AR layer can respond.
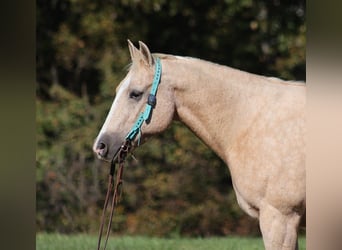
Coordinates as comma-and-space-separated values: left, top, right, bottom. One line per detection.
97, 57, 162, 250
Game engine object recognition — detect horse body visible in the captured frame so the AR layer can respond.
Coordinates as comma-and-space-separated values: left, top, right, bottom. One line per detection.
94, 41, 305, 250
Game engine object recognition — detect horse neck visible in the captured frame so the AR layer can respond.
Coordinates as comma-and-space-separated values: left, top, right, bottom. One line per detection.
163, 56, 272, 161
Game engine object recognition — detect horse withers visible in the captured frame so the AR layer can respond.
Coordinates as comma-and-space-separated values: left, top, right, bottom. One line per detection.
93, 40, 305, 250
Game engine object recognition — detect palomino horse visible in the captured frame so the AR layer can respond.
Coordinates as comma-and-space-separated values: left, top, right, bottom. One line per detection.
93, 40, 305, 250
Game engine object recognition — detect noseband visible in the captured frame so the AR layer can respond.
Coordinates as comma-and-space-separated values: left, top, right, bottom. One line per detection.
97, 57, 162, 250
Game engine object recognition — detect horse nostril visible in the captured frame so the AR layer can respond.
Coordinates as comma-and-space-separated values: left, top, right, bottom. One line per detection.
96, 141, 108, 157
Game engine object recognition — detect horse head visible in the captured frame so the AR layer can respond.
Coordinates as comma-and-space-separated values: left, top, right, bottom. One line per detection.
93, 40, 175, 162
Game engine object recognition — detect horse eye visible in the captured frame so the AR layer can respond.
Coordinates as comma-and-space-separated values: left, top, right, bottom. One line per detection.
129, 90, 143, 100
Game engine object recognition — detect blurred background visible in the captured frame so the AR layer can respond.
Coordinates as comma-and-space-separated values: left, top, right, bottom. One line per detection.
36, 0, 305, 237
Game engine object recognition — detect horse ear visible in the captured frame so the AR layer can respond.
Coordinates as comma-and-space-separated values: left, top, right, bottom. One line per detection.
139, 41, 154, 67
127, 39, 140, 62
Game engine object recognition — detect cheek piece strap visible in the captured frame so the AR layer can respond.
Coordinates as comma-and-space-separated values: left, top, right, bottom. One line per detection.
125, 57, 162, 144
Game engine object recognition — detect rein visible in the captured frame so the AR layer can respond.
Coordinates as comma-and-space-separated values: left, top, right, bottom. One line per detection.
97, 57, 162, 250
97, 141, 130, 250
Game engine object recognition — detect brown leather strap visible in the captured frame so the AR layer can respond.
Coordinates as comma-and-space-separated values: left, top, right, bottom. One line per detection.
97, 172, 114, 250
103, 162, 124, 249
97, 141, 129, 250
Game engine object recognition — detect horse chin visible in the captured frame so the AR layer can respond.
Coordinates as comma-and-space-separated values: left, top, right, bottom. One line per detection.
110, 147, 122, 163
111, 140, 135, 163
95, 144, 122, 163
96, 153, 116, 163
99, 138, 141, 163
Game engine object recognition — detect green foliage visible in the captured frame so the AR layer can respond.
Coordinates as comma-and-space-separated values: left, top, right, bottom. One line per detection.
37, 0, 305, 236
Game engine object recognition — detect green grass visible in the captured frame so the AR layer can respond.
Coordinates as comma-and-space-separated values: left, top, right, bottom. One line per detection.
36, 233, 306, 250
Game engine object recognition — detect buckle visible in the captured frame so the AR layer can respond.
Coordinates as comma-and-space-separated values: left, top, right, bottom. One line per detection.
147, 94, 156, 107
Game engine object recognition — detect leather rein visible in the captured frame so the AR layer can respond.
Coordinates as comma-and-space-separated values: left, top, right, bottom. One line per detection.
96, 141, 130, 250
97, 57, 162, 250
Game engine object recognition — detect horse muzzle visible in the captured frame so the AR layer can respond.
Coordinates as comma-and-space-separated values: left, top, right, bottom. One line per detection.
94, 135, 132, 163
93, 132, 122, 161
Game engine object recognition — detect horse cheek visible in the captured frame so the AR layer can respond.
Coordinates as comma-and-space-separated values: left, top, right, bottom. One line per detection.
152, 99, 175, 134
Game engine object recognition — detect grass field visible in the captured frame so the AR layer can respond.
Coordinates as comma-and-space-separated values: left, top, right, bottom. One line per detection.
36, 233, 306, 250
